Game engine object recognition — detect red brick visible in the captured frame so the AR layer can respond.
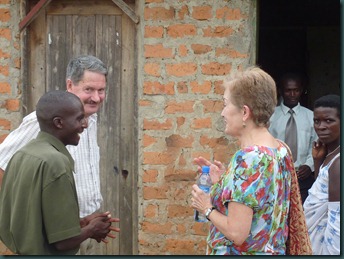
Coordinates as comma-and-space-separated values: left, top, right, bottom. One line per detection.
143, 118, 173, 130
143, 151, 176, 165
191, 44, 212, 54
143, 81, 174, 95
190, 81, 211, 94
143, 186, 168, 199
192, 6, 212, 20
203, 26, 234, 37
166, 63, 197, 77
201, 62, 231, 75
0, 82, 10, 94
165, 134, 194, 148
141, 221, 173, 234
178, 44, 188, 57
200, 135, 229, 148
176, 116, 186, 128
144, 63, 161, 76
144, 7, 174, 21
191, 117, 212, 129
164, 239, 195, 254
167, 204, 193, 218
145, 0, 163, 3
177, 81, 188, 93
143, 169, 158, 183
0, 49, 10, 59
177, 5, 189, 20
0, 134, 8, 143
144, 204, 157, 218
139, 100, 153, 107
202, 100, 223, 113
216, 47, 248, 58
0, 8, 10, 22
214, 80, 225, 94
0, 28, 11, 40
144, 44, 173, 58
0, 65, 9, 76
216, 7, 244, 20
5, 99, 20, 111
143, 134, 157, 147
167, 24, 196, 38
0, 118, 11, 130
164, 168, 195, 181
144, 26, 164, 38
165, 100, 194, 114
192, 222, 210, 236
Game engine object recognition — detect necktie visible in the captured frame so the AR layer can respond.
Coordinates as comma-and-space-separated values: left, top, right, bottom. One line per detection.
285, 109, 297, 161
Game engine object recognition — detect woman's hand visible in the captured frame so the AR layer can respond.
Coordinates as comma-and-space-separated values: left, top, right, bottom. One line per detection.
194, 156, 225, 184
191, 184, 213, 215
312, 139, 327, 161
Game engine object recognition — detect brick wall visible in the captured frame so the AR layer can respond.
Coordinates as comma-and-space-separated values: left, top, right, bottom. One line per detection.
0, 0, 21, 144
0, 0, 21, 254
138, 0, 256, 255
0, 0, 256, 255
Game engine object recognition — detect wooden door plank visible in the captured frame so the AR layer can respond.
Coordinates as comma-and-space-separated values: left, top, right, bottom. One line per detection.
111, 0, 139, 24
119, 13, 138, 254
27, 7, 46, 112
19, 0, 52, 32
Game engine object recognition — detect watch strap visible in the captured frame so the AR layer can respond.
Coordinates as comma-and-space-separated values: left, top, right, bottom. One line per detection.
205, 206, 215, 220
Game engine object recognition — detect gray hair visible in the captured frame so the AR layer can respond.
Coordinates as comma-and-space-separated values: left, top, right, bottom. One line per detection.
66, 55, 108, 84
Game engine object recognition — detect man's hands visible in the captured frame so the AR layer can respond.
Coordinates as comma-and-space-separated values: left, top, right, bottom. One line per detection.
80, 211, 120, 243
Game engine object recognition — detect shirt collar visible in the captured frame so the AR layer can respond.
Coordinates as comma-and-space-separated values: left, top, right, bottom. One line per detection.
280, 102, 300, 115
36, 131, 74, 169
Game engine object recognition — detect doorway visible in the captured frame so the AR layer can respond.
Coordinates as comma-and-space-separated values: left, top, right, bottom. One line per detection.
257, 0, 340, 109
24, 0, 138, 254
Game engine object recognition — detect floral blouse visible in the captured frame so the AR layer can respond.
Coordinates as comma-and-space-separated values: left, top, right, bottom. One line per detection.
207, 143, 292, 255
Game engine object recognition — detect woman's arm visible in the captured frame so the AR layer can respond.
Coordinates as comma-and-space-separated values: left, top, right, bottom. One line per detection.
191, 184, 253, 246
207, 201, 253, 246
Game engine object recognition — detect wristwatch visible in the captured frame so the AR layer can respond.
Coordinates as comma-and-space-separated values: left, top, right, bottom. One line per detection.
205, 207, 215, 221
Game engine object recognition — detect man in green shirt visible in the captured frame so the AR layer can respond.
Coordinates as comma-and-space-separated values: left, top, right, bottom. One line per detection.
0, 90, 119, 255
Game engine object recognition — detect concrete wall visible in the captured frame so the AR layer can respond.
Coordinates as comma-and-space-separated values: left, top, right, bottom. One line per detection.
0, 0, 257, 255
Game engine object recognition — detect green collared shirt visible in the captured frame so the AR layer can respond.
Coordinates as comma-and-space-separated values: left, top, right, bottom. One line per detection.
0, 131, 80, 255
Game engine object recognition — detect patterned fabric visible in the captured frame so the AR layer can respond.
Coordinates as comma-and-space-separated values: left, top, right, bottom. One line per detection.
284, 148, 313, 255
0, 111, 102, 218
303, 154, 340, 255
206, 143, 291, 255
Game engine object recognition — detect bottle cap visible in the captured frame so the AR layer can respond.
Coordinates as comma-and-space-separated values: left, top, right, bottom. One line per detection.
201, 166, 210, 173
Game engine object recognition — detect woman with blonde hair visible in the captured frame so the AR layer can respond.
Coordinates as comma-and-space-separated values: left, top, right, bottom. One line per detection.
191, 66, 311, 255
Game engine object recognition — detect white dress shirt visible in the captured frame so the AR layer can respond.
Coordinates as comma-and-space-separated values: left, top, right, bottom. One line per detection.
0, 111, 102, 218
269, 103, 317, 170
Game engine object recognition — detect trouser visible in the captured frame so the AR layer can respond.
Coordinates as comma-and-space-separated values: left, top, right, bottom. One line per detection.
76, 238, 99, 255
298, 174, 315, 204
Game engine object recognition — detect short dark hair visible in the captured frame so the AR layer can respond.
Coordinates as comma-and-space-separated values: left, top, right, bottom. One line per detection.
279, 72, 305, 90
314, 94, 340, 117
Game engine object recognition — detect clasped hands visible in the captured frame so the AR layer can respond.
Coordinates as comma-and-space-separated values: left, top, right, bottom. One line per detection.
80, 211, 120, 243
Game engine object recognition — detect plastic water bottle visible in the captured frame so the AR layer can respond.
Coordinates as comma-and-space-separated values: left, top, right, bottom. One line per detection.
194, 165, 212, 222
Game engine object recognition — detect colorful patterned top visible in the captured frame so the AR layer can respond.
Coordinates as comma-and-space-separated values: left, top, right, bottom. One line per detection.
207, 143, 292, 255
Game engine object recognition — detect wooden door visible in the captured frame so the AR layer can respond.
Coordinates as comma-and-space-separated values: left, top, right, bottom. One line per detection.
24, 0, 137, 255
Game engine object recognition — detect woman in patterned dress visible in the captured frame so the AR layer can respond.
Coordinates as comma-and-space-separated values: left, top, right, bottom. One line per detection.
303, 94, 340, 255
191, 67, 294, 255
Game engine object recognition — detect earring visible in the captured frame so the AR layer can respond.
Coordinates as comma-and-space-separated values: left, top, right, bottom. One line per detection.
243, 121, 246, 128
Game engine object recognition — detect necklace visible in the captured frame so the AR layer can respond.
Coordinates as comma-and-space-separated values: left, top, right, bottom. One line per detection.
326, 145, 340, 158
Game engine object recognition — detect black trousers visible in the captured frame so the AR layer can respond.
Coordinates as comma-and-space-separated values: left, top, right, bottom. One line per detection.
298, 173, 315, 204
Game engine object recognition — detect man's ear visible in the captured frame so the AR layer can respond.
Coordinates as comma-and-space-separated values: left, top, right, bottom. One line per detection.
53, 117, 63, 129
66, 79, 73, 92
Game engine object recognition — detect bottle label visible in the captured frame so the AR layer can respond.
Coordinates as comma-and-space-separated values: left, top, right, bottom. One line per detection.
199, 185, 210, 193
